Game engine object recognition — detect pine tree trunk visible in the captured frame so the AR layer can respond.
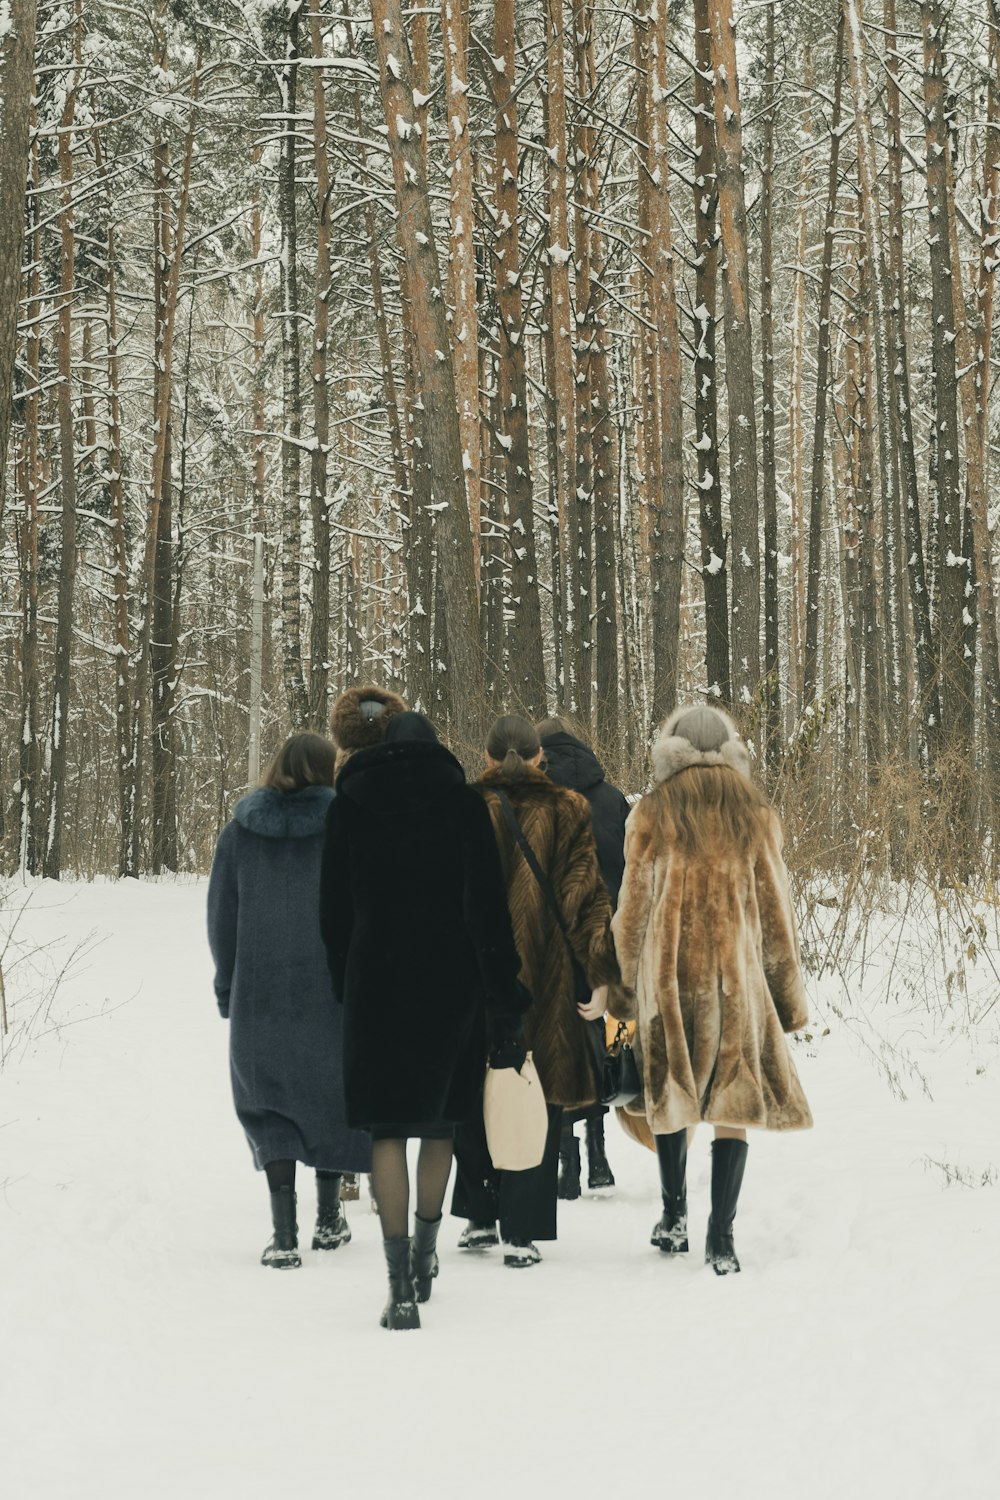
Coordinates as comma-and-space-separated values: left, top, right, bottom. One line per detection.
370, 0, 484, 745
307, 0, 332, 727
693, 0, 730, 704
44, 1, 82, 878
488, 0, 546, 715
759, 2, 781, 761
0, 0, 35, 497
16, 122, 41, 875
708, 0, 760, 711
803, 18, 845, 709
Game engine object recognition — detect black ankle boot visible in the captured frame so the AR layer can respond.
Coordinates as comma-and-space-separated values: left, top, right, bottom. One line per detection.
313, 1172, 351, 1251
652, 1128, 688, 1252
585, 1117, 615, 1190
557, 1135, 582, 1200
706, 1138, 749, 1275
261, 1185, 301, 1269
410, 1214, 441, 1303
380, 1235, 420, 1330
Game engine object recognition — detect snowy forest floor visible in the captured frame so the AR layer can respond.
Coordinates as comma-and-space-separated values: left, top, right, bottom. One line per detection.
1, 880, 998, 1500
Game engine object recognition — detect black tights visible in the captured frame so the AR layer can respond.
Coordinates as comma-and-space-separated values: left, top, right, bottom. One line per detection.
371, 1138, 454, 1239
264, 1160, 342, 1194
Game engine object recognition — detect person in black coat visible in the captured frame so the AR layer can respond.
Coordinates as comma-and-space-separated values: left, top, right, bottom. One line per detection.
319, 712, 526, 1331
537, 716, 631, 1195
207, 732, 372, 1270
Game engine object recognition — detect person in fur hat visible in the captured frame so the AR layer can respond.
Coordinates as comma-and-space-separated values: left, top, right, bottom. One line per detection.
329, 683, 407, 773
320, 711, 528, 1330
612, 704, 813, 1275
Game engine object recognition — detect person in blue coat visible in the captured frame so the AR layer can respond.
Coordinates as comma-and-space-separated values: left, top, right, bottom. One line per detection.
207, 731, 371, 1269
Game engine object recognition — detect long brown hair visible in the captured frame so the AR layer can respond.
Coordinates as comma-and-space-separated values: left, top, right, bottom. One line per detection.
652, 764, 770, 858
261, 732, 336, 793
486, 714, 541, 780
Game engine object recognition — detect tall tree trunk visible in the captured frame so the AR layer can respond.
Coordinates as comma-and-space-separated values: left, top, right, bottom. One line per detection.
15, 121, 41, 875
544, 0, 576, 709
370, 0, 483, 746
0, 0, 35, 498
759, 2, 781, 762
803, 18, 845, 710
638, 0, 683, 728
487, 0, 546, 715
278, 2, 309, 725
693, 0, 730, 704
708, 0, 760, 711
307, 0, 332, 727
884, 0, 940, 760
44, 0, 82, 878
442, 0, 480, 580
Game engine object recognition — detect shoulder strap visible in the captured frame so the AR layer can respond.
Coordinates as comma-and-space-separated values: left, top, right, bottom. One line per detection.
493, 788, 572, 945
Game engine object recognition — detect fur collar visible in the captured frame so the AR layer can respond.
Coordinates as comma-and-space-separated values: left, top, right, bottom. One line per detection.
478, 762, 553, 794
233, 785, 334, 838
650, 706, 752, 784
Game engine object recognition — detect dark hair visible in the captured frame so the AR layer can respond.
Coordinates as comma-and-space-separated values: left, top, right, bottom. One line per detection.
261, 732, 336, 792
384, 711, 438, 745
535, 713, 590, 746
486, 714, 541, 780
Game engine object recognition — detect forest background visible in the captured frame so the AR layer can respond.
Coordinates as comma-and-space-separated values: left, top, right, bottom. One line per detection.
1, 0, 999, 893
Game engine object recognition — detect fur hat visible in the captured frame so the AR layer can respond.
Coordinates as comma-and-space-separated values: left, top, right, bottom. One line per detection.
330, 684, 408, 771
650, 704, 752, 784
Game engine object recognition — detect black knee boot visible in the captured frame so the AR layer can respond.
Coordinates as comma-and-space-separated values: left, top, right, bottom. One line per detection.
261, 1185, 301, 1269
410, 1214, 441, 1303
585, 1116, 615, 1190
651, 1129, 688, 1252
313, 1172, 351, 1251
706, 1138, 749, 1275
557, 1128, 582, 1201
380, 1235, 420, 1330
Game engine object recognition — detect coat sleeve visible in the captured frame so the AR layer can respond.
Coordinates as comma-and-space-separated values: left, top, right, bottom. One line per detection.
557, 796, 622, 993
609, 802, 657, 1021
460, 792, 524, 1018
754, 810, 809, 1033
319, 796, 353, 1004
206, 825, 238, 1018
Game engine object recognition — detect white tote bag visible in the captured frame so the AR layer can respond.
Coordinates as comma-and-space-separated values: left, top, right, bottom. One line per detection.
483, 1052, 548, 1171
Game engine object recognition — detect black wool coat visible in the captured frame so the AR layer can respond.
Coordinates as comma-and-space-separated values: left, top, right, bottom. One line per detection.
539, 732, 631, 908
319, 739, 524, 1132
207, 785, 372, 1174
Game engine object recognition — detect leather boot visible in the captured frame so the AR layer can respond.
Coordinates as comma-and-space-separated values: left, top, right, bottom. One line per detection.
651, 1129, 688, 1252
313, 1172, 351, 1251
261, 1185, 301, 1269
380, 1235, 420, 1330
557, 1134, 582, 1200
586, 1116, 616, 1190
410, 1214, 441, 1303
457, 1220, 498, 1249
706, 1138, 749, 1275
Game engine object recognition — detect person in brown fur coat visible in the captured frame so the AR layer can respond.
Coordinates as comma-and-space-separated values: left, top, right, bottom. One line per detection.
612, 704, 813, 1276
451, 715, 621, 1268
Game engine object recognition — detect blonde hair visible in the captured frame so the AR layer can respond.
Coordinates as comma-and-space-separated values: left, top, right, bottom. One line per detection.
651, 764, 770, 859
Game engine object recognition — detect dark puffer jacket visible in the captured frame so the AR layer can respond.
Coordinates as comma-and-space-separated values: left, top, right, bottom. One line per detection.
207, 785, 372, 1173
319, 738, 524, 1131
539, 732, 631, 908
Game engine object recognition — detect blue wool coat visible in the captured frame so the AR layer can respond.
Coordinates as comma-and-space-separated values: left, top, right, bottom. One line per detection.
207, 785, 372, 1173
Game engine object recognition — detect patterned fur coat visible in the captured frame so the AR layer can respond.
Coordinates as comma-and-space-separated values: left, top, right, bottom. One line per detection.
612, 710, 813, 1133
477, 764, 621, 1109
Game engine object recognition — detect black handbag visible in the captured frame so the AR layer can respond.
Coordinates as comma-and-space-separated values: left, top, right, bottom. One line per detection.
592, 1019, 642, 1108
494, 789, 621, 1096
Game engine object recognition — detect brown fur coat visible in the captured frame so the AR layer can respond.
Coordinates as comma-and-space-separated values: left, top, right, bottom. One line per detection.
477, 765, 621, 1109
612, 714, 813, 1133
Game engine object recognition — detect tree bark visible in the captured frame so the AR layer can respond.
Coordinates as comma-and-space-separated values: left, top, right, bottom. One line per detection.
0, 0, 35, 500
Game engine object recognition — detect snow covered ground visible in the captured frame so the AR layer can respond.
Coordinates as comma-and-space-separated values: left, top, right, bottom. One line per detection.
1, 878, 997, 1500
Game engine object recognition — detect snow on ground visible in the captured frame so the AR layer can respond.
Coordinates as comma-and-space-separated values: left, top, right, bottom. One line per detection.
1, 879, 997, 1500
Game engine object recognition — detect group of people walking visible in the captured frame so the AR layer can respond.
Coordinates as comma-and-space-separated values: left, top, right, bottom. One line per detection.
208, 687, 812, 1331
